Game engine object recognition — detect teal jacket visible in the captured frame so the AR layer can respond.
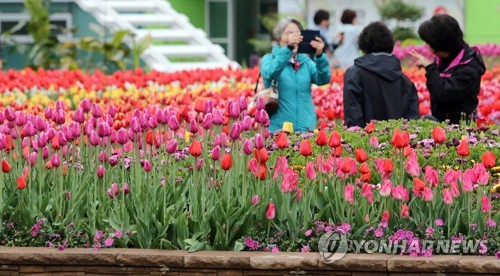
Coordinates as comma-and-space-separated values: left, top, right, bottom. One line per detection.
261, 45, 331, 133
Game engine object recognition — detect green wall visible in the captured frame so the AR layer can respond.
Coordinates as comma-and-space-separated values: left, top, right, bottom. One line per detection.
168, 0, 206, 29
465, 0, 500, 44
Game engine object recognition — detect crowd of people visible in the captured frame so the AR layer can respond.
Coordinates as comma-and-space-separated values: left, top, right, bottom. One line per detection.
259, 12, 486, 132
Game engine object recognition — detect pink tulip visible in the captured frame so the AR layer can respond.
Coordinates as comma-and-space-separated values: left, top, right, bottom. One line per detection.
305, 161, 316, 180
202, 113, 213, 130
391, 184, 409, 201
99, 151, 109, 162
51, 154, 61, 168
423, 187, 434, 201
111, 183, 120, 195
97, 165, 106, 178
189, 118, 199, 134
369, 136, 379, 148
462, 171, 474, 192
344, 184, 355, 205
27, 152, 37, 167
443, 188, 453, 205
107, 105, 117, 118
84, 122, 93, 136
166, 140, 178, 154
481, 196, 491, 212
107, 188, 115, 199
15, 111, 26, 127
143, 160, 152, 172
90, 131, 101, 146
444, 169, 461, 186
0, 134, 5, 149
168, 115, 180, 131
473, 163, 489, 185
295, 188, 303, 201
273, 156, 289, 180
243, 139, 253, 155
281, 168, 298, 192
55, 100, 65, 111
451, 181, 460, 198
361, 183, 374, 204
424, 166, 438, 187
5, 106, 16, 121
212, 108, 224, 125
44, 106, 53, 120
252, 195, 259, 205
381, 210, 390, 224
242, 116, 252, 131
116, 128, 128, 145
380, 179, 392, 197
247, 158, 259, 175
405, 153, 421, 177
228, 101, 240, 119
109, 156, 118, 167
81, 98, 91, 112
73, 107, 85, 123
237, 96, 247, 111
22, 121, 36, 137
211, 146, 221, 161
53, 109, 65, 125
254, 134, 264, 149
266, 203, 275, 219
401, 204, 409, 218
229, 122, 242, 140
123, 183, 130, 195
148, 116, 158, 129
130, 117, 141, 133
42, 147, 49, 160
70, 122, 81, 138
204, 100, 214, 114
35, 115, 46, 131
91, 103, 102, 118
259, 111, 270, 127
97, 122, 109, 138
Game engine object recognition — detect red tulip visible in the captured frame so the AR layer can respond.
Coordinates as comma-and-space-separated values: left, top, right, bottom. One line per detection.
254, 148, 268, 164
383, 158, 394, 174
358, 162, 370, 175
2, 159, 11, 173
315, 130, 328, 146
221, 153, 233, 170
365, 121, 375, 133
276, 133, 288, 149
266, 203, 275, 219
299, 140, 312, 157
189, 140, 202, 157
456, 137, 469, 157
328, 131, 341, 147
339, 157, 352, 174
17, 175, 26, 190
331, 146, 342, 157
401, 204, 409, 218
354, 148, 368, 163
413, 178, 426, 196
481, 152, 496, 169
381, 210, 390, 224
431, 126, 446, 144
391, 129, 409, 149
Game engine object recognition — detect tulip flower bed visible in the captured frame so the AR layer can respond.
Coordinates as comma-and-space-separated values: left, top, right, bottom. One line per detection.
0, 67, 499, 258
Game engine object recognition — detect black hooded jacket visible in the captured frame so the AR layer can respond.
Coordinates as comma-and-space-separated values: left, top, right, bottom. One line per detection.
343, 53, 420, 127
424, 44, 486, 124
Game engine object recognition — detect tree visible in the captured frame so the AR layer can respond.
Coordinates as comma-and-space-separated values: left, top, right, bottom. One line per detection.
377, 0, 424, 41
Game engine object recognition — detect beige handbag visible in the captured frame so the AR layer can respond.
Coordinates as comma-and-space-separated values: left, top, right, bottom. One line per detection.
249, 73, 279, 116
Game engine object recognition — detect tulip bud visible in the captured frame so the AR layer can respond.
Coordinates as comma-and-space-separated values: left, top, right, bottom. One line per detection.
90, 131, 101, 146
254, 134, 265, 149
97, 165, 105, 178
229, 122, 242, 140
143, 160, 152, 172
35, 116, 46, 131
251, 195, 259, 205
42, 147, 49, 160
242, 115, 252, 131
44, 106, 53, 120
51, 154, 61, 168
166, 139, 178, 154
228, 101, 240, 119
91, 103, 102, 118
99, 151, 109, 163
122, 183, 130, 195
5, 107, 16, 122
202, 113, 213, 130
81, 98, 91, 112
108, 105, 117, 118
189, 118, 199, 134
168, 115, 180, 131
56, 100, 65, 111
212, 108, 224, 125
211, 145, 221, 161
73, 107, 85, 123
148, 116, 158, 129
243, 139, 253, 155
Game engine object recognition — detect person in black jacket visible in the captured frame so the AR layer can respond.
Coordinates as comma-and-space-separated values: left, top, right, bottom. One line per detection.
343, 22, 420, 128
410, 14, 486, 124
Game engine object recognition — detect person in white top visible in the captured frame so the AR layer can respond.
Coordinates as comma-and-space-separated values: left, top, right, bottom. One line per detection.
334, 9, 360, 69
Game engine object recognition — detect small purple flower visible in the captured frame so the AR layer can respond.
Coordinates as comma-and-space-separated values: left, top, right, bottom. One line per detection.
324, 226, 333, 232
394, 229, 405, 241
422, 248, 432, 257
7, 222, 14, 228
409, 249, 419, 257
114, 230, 123, 238
301, 245, 311, 253
405, 231, 414, 239
305, 229, 313, 237
434, 219, 443, 226
244, 238, 259, 250
479, 242, 488, 255
93, 243, 101, 251
495, 251, 500, 259
104, 238, 114, 247
486, 219, 497, 228
425, 227, 434, 238
374, 228, 384, 238
58, 244, 65, 251
271, 246, 279, 253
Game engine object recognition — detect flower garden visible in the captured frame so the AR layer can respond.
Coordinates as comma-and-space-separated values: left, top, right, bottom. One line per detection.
0, 45, 499, 258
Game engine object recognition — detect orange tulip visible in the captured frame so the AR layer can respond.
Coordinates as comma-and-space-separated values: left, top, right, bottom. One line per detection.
456, 137, 469, 157
17, 175, 26, 190
299, 140, 312, 157
189, 140, 202, 157
275, 133, 288, 149
221, 154, 233, 170
1, 159, 11, 173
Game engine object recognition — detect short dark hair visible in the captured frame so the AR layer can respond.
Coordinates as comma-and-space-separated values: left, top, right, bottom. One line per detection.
418, 14, 463, 52
340, 9, 356, 24
358, 21, 394, 53
314, 9, 330, 25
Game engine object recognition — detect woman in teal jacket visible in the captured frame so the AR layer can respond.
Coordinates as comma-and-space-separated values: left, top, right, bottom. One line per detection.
261, 18, 331, 133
